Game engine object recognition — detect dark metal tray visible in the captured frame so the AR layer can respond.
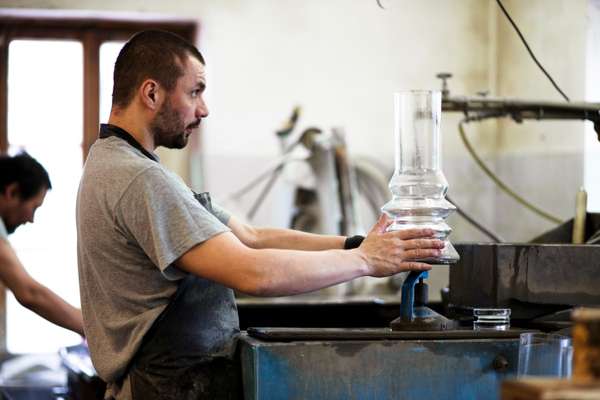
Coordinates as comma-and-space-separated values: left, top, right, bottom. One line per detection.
246, 327, 530, 341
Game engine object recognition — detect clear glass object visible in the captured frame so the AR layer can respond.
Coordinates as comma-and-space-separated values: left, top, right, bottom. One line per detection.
473, 308, 511, 331
518, 332, 573, 378
381, 90, 459, 263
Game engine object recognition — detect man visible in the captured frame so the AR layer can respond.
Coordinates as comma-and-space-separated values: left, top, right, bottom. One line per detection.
77, 30, 444, 400
0, 153, 84, 336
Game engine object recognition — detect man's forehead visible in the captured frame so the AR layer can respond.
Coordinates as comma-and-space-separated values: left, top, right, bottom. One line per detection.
182, 55, 206, 84
31, 188, 47, 205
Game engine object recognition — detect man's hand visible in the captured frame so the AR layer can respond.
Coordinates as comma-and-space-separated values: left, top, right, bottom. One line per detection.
355, 214, 444, 277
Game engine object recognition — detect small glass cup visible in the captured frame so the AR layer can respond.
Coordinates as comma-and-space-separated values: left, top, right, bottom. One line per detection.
473, 308, 511, 331
518, 332, 573, 378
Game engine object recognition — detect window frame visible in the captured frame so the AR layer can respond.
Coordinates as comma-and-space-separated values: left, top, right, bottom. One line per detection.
0, 10, 197, 159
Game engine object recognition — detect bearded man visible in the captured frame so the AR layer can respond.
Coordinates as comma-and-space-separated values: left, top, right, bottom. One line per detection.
77, 30, 443, 400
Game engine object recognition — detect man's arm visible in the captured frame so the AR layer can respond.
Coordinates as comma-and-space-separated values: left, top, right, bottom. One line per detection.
227, 215, 346, 250
0, 240, 84, 336
177, 215, 444, 297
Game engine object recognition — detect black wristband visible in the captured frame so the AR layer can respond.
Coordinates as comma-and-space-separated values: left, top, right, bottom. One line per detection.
344, 235, 365, 249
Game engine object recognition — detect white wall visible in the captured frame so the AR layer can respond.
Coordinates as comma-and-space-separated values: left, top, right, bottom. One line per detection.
585, 0, 600, 211
490, 0, 591, 241
194, 0, 495, 234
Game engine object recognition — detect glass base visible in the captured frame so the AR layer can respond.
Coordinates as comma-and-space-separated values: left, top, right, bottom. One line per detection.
410, 240, 460, 264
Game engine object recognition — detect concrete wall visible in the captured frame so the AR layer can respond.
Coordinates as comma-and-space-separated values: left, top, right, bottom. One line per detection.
491, 0, 589, 242
585, 0, 600, 211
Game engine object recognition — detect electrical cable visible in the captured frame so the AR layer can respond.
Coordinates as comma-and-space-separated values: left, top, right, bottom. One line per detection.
458, 119, 563, 224
247, 164, 284, 220
446, 194, 504, 242
496, 0, 570, 102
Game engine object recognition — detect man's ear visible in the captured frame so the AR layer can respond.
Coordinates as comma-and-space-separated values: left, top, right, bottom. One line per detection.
140, 79, 162, 110
3, 182, 21, 201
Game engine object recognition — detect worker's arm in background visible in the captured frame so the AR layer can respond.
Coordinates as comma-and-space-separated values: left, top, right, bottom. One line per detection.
0, 239, 84, 336
227, 215, 347, 250
177, 215, 444, 297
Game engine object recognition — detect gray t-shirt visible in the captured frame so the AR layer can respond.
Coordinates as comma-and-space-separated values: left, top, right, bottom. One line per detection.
0, 217, 7, 240
77, 136, 231, 385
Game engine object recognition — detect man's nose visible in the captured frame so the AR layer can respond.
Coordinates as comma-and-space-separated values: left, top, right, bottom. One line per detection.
196, 99, 209, 118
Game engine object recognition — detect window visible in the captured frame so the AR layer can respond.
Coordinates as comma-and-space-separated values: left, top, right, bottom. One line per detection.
0, 10, 196, 353
99, 41, 126, 124
7, 39, 84, 352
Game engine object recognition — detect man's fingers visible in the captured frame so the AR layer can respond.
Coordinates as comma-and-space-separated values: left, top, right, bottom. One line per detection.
363, 223, 447, 277
398, 262, 433, 271
388, 228, 438, 240
402, 248, 443, 260
401, 238, 445, 250
371, 214, 392, 234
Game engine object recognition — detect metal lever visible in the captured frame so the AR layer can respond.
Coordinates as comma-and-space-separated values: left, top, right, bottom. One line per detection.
400, 270, 428, 322
436, 72, 453, 98
392, 270, 456, 331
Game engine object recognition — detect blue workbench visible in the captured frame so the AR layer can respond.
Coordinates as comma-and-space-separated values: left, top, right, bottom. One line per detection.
240, 328, 521, 400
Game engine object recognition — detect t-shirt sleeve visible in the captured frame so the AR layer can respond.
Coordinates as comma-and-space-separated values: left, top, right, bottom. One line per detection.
211, 202, 231, 226
0, 218, 8, 241
114, 166, 230, 274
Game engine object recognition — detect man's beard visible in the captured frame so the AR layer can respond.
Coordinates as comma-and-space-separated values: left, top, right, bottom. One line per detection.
150, 99, 200, 149
6, 223, 17, 234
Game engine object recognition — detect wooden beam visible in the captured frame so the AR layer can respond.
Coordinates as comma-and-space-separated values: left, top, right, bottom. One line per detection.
82, 32, 100, 162
0, 18, 196, 43
0, 28, 9, 154
0, 29, 8, 353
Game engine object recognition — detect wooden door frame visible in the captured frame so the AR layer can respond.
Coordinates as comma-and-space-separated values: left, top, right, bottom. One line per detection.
0, 10, 197, 159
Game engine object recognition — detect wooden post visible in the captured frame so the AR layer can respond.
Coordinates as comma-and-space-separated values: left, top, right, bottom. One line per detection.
82, 32, 100, 163
0, 28, 9, 155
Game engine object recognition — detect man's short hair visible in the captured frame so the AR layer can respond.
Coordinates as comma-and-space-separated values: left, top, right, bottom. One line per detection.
112, 30, 205, 108
0, 153, 52, 200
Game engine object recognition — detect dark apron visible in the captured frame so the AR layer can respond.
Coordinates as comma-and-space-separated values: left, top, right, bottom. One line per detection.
98, 124, 243, 399
127, 273, 242, 400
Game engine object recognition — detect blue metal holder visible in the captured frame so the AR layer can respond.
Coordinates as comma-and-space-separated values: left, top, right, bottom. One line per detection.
392, 270, 456, 331
400, 270, 428, 322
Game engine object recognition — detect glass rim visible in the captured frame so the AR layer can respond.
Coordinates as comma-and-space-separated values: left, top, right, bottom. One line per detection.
519, 332, 571, 345
473, 308, 511, 315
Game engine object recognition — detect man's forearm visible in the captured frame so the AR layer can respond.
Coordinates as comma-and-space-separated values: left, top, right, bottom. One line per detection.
22, 285, 84, 336
179, 236, 369, 297
253, 227, 346, 251
245, 247, 367, 296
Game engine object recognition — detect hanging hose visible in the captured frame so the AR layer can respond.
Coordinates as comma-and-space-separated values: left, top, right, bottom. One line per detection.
458, 119, 563, 224
446, 194, 504, 242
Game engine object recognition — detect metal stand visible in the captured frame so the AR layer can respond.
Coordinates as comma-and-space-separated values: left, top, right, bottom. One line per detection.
390, 270, 457, 331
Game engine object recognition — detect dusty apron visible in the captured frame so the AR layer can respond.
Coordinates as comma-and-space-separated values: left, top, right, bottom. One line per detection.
127, 272, 242, 400
99, 124, 242, 400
